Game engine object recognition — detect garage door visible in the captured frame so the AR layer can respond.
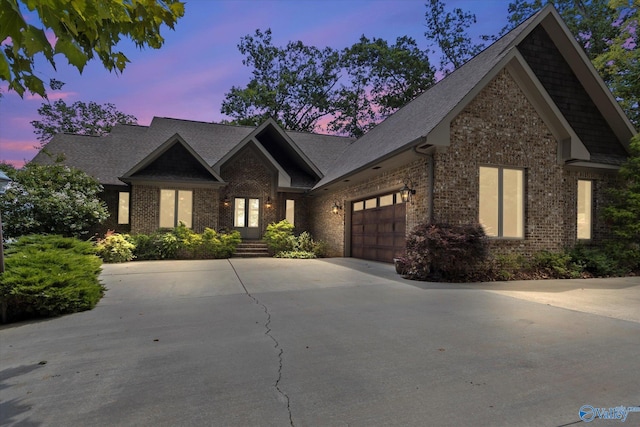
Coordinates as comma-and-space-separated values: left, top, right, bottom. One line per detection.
351, 193, 406, 263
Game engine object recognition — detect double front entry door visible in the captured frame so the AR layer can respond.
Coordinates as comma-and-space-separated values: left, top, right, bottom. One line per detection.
234, 197, 260, 239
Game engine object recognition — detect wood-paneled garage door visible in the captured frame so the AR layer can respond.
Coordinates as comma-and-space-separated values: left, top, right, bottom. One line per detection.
351, 193, 406, 263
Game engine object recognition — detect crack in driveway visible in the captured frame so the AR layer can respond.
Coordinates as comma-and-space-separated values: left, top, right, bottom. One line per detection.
228, 260, 294, 426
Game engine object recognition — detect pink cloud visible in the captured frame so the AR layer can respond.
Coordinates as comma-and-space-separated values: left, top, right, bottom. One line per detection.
2, 159, 26, 168
0, 139, 39, 152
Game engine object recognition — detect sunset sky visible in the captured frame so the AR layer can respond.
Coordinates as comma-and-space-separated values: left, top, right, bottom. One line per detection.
0, 0, 510, 167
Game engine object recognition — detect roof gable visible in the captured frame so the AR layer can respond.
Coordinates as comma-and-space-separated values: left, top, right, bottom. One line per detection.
313, 4, 636, 190
214, 118, 324, 187
120, 134, 224, 186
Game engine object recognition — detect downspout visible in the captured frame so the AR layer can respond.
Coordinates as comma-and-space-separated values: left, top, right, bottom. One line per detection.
413, 143, 435, 223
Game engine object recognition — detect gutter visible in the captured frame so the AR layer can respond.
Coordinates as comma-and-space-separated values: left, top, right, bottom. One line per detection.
413, 140, 435, 223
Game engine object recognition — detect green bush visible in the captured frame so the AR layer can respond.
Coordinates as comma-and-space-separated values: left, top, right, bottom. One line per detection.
128, 226, 241, 260
404, 222, 488, 281
0, 235, 104, 323
263, 225, 328, 259
275, 250, 316, 259
569, 244, 622, 277
531, 251, 582, 279
95, 231, 136, 263
263, 220, 295, 255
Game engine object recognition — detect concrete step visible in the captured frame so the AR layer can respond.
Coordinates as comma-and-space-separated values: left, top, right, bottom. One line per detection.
233, 241, 270, 258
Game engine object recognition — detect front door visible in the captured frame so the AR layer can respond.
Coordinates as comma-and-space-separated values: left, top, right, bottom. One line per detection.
234, 197, 260, 239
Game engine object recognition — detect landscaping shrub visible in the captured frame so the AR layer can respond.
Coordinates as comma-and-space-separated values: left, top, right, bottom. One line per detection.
404, 222, 488, 281
128, 225, 241, 260
569, 244, 622, 277
275, 250, 317, 259
264, 224, 327, 259
263, 220, 295, 255
0, 235, 104, 323
95, 231, 136, 263
530, 251, 582, 279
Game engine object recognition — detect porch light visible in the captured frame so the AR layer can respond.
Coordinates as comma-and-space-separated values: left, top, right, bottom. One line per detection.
0, 170, 12, 275
223, 196, 230, 207
331, 200, 342, 215
265, 196, 272, 209
400, 179, 416, 203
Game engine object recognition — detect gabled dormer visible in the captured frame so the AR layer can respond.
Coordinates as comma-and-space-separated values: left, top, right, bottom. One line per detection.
214, 118, 323, 190
120, 133, 225, 188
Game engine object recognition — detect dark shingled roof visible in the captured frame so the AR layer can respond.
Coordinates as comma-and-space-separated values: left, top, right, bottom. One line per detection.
32, 117, 353, 186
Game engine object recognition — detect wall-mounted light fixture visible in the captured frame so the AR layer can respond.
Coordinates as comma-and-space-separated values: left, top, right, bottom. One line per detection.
400, 178, 416, 203
331, 200, 342, 215
222, 195, 230, 207
265, 196, 273, 209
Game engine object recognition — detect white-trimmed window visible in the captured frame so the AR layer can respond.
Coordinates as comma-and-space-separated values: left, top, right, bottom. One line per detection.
479, 166, 524, 238
286, 199, 295, 226
118, 192, 130, 225
160, 189, 193, 228
577, 180, 592, 240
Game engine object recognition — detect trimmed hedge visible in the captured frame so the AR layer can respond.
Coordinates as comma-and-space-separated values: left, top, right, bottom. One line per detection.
0, 235, 104, 323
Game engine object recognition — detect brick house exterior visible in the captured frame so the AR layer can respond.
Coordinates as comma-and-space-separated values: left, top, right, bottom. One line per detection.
33, 6, 635, 262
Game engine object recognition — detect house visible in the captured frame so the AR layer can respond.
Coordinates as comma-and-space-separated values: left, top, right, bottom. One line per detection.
33, 5, 636, 263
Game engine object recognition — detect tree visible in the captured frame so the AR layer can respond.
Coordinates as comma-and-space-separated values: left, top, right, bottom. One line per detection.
592, 0, 639, 128
604, 134, 640, 244
31, 100, 138, 144
424, 0, 486, 75
0, 0, 185, 98
221, 29, 340, 132
0, 157, 109, 238
221, 30, 436, 137
329, 36, 435, 137
503, 0, 638, 128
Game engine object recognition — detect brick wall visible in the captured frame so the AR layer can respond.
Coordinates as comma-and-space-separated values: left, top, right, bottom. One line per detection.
95, 185, 131, 236
312, 68, 617, 258
435, 68, 614, 255
130, 184, 220, 234
309, 158, 431, 257
219, 144, 278, 236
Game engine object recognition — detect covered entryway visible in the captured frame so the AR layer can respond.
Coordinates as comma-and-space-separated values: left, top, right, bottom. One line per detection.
351, 193, 406, 263
234, 197, 261, 239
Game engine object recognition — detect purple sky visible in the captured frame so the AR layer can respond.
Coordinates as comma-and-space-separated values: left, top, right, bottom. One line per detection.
0, 0, 510, 167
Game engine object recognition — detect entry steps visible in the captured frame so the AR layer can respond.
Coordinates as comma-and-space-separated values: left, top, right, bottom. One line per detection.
233, 240, 270, 258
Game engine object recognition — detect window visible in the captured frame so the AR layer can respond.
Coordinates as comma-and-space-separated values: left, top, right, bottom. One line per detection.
286, 199, 295, 225
479, 166, 524, 238
160, 189, 192, 228
118, 192, 130, 225
577, 180, 592, 240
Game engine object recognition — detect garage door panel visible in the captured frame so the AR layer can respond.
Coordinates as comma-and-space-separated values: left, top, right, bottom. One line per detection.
351, 198, 406, 263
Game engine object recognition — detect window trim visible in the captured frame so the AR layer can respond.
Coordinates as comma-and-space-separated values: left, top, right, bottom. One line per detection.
117, 192, 130, 225
159, 189, 193, 228
577, 179, 593, 240
479, 165, 525, 239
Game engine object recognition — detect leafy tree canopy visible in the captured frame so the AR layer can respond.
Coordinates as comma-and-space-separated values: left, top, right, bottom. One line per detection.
424, 0, 486, 75
221, 29, 435, 137
0, 157, 109, 238
221, 29, 340, 132
31, 100, 138, 144
0, 0, 185, 98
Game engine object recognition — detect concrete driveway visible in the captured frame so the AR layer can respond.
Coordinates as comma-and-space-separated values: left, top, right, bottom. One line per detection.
1, 258, 639, 426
